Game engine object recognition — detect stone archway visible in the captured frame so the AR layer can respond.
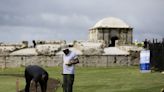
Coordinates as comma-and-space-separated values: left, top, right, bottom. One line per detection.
109, 36, 119, 47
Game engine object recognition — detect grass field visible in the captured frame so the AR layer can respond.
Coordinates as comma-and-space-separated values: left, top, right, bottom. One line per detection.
0, 66, 164, 92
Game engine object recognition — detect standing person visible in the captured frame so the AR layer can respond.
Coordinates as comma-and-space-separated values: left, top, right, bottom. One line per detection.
62, 48, 79, 92
24, 65, 49, 92
32, 40, 36, 48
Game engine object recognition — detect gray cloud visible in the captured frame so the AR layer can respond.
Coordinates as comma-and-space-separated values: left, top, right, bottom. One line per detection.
0, 0, 164, 43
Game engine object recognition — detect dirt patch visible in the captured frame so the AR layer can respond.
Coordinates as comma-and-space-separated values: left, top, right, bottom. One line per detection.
19, 78, 61, 92
0, 74, 61, 92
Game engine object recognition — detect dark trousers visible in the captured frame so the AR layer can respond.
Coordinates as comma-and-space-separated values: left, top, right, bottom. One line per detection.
25, 77, 48, 92
63, 74, 74, 92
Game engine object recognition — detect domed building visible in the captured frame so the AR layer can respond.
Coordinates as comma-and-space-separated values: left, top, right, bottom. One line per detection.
89, 17, 133, 47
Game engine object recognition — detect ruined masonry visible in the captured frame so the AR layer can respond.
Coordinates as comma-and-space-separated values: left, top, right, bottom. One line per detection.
0, 17, 142, 68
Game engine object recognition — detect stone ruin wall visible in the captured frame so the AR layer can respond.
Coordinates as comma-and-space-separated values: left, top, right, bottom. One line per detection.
0, 53, 139, 68
0, 40, 140, 68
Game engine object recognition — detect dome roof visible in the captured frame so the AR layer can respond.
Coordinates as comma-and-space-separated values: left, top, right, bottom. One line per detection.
92, 17, 130, 29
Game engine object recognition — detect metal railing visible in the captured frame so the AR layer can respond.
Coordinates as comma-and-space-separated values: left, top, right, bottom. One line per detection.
144, 38, 164, 71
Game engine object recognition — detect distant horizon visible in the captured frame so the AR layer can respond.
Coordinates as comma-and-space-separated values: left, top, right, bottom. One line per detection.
1, 37, 163, 45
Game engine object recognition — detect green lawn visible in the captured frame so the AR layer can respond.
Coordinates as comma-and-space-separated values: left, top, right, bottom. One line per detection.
0, 66, 164, 92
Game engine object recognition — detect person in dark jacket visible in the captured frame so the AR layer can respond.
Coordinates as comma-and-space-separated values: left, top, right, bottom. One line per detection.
24, 65, 49, 92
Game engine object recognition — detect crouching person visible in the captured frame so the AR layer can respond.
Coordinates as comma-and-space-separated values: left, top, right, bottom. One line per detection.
24, 65, 49, 92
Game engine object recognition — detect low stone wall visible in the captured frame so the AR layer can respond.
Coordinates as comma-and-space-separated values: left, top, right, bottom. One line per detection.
78, 55, 132, 67
0, 55, 63, 68
0, 54, 139, 68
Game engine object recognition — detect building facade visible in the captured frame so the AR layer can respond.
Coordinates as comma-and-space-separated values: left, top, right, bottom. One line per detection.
89, 17, 133, 47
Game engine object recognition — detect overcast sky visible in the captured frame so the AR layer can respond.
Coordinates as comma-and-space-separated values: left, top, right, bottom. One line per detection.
0, 0, 164, 43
